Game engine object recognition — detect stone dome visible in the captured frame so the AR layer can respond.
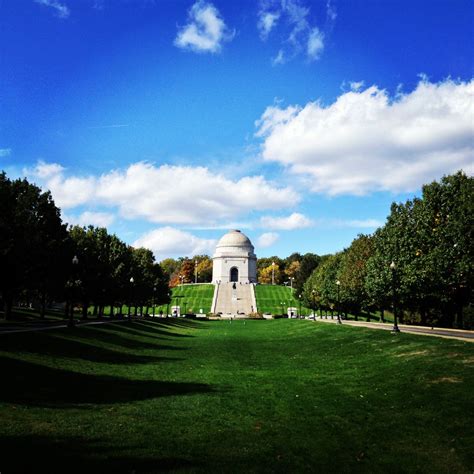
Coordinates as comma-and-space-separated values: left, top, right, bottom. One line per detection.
216, 229, 253, 249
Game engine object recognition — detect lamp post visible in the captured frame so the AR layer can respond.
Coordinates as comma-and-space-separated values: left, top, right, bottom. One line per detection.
390, 261, 400, 333
298, 294, 302, 319
174, 295, 184, 316
194, 260, 198, 284
152, 286, 156, 318
129, 276, 134, 321
272, 261, 275, 285
68, 255, 79, 328
311, 289, 315, 319
336, 280, 342, 324
289, 277, 294, 290
179, 274, 184, 286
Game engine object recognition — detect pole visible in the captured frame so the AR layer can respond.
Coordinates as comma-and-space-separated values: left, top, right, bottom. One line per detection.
390, 262, 400, 332
272, 262, 275, 285
336, 281, 342, 324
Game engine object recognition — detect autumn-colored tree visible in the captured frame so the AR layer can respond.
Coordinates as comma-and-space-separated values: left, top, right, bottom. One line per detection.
258, 263, 282, 285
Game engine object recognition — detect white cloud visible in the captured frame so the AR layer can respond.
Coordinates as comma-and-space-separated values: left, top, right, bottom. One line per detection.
256, 78, 474, 195
257, 232, 279, 248
272, 49, 286, 66
307, 27, 324, 61
0, 148, 11, 157
34, 0, 70, 18
319, 218, 383, 229
258, 0, 331, 63
258, 10, 280, 40
260, 212, 313, 230
174, 1, 234, 54
63, 211, 115, 228
26, 161, 299, 226
133, 227, 216, 260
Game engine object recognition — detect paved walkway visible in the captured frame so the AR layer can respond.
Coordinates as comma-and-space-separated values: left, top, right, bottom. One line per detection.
313, 316, 474, 342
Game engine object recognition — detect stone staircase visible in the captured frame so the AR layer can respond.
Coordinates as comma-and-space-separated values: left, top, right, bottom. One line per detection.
212, 282, 256, 315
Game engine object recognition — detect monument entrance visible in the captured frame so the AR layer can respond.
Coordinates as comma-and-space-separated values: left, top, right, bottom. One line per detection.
230, 267, 239, 282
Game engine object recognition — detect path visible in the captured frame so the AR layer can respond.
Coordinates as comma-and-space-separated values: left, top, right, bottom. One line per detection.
313, 316, 474, 342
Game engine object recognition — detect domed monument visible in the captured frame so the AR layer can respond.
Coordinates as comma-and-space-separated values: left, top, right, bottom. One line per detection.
212, 230, 257, 284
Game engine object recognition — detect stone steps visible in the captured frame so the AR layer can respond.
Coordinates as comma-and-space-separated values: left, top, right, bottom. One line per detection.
213, 282, 255, 315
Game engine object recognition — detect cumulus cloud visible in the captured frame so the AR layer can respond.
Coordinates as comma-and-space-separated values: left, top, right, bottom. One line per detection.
26, 161, 299, 226
34, 0, 70, 18
0, 148, 11, 157
256, 78, 474, 195
257, 232, 279, 248
133, 227, 216, 260
174, 1, 234, 53
63, 211, 115, 228
260, 212, 313, 230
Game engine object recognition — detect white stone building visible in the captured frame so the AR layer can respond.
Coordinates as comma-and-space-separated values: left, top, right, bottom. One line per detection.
212, 230, 257, 283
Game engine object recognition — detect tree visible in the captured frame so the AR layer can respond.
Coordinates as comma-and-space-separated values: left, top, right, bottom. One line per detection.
258, 262, 282, 285
338, 235, 374, 319
294, 253, 321, 295
0, 173, 69, 319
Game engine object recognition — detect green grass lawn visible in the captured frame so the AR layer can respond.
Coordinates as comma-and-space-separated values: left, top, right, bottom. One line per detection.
155, 284, 214, 315
0, 320, 472, 473
255, 284, 311, 315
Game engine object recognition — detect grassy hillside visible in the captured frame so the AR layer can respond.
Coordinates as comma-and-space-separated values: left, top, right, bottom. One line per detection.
0, 319, 472, 473
255, 284, 311, 315
156, 283, 214, 315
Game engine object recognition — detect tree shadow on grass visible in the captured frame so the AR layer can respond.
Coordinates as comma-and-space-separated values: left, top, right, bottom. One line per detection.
111, 321, 195, 339
66, 325, 185, 352
0, 331, 182, 365
0, 434, 201, 474
156, 319, 205, 329
0, 356, 215, 407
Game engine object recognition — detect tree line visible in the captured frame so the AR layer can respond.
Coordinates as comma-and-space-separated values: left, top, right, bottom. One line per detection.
1, 170, 472, 328
0, 172, 169, 320
301, 172, 473, 328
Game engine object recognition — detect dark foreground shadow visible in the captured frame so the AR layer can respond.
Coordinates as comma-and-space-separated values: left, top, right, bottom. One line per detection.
0, 356, 215, 407
0, 434, 201, 474
0, 331, 182, 365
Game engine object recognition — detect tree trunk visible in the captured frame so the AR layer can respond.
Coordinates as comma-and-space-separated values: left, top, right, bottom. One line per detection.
40, 291, 46, 319
5, 294, 13, 320
82, 301, 88, 319
380, 308, 385, 323
64, 300, 70, 319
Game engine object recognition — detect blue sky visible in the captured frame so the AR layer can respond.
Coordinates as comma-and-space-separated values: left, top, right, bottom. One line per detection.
1, 0, 473, 261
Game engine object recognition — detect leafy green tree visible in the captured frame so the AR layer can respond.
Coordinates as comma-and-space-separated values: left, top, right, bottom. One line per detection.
0, 173, 69, 319
338, 235, 374, 319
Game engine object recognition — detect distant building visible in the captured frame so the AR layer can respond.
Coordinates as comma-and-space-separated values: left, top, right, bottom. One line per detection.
212, 230, 257, 284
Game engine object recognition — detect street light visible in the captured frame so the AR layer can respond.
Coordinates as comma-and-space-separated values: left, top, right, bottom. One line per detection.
335, 280, 342, 324
68, 255, 79, 328
194, 260, 198, 284
289, 277, 294, 290
179, 274, 185, 286
390, 261, 400, 333
298, 294, 302, 319
272, 262, 275, 285
311, 289, 316, 319
129, 276, 134, 321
